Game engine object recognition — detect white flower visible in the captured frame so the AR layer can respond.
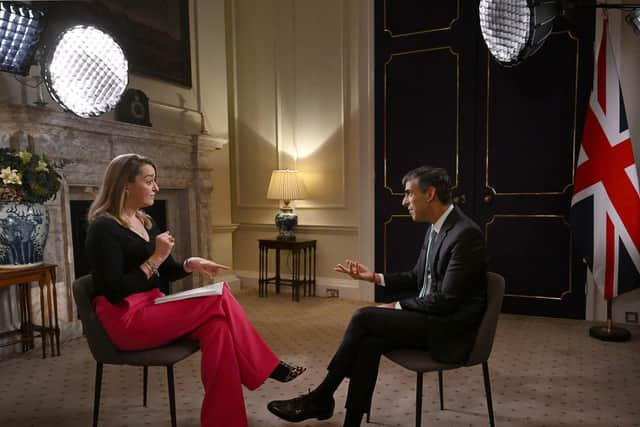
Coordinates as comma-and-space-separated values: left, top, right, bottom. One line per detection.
35, 159, 49, 172
0, 167, 22, 185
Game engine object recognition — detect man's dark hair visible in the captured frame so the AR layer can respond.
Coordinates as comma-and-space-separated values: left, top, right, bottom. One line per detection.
401, 166, 452, 204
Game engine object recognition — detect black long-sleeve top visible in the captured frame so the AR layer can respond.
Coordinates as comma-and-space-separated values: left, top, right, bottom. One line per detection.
85, 215, 190, 304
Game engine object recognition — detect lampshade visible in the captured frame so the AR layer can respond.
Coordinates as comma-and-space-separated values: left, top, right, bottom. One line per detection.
266, 170, 308, 202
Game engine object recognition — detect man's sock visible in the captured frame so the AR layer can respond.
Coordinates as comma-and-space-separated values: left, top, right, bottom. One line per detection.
310, 369, 343, 402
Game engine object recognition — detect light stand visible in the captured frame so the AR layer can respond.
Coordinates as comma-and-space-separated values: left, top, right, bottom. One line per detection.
589, 299, 631, 342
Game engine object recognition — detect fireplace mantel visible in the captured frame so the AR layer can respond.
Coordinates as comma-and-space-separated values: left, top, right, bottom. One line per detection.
0, 104, 221, 186
0, 103, 219, 356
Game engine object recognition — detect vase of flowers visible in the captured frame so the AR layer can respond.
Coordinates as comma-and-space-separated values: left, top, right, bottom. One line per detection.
0, 147, 63, 268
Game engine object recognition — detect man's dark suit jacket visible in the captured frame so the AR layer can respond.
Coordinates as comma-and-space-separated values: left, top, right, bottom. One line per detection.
384, 206, 487, 364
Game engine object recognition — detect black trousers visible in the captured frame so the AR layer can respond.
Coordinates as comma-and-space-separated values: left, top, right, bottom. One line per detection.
327, 306, 432, 413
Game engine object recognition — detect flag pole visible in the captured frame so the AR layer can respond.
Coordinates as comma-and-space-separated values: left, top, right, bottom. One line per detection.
589, 299, 631, 342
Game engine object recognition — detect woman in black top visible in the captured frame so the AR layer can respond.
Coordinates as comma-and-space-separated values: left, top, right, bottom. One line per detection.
85, 153, 304, 427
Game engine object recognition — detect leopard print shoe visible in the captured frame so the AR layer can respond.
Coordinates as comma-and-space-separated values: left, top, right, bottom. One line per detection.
270, 361, 307, 382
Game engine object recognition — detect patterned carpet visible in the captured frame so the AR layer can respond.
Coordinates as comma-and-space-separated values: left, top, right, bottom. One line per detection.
0, 288, 639, 427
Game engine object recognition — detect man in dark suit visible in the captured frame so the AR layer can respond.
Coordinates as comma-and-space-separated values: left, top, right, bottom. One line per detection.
267, 166, 487, 427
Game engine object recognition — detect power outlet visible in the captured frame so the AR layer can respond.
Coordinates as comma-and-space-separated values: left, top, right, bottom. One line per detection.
326, 288, 339, 298
625, 312, 638, 324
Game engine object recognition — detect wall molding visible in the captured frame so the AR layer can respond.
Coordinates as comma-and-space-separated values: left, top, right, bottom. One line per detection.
236, 222, 358, 235
211, 224, 240, 233
0, 104, 193, 149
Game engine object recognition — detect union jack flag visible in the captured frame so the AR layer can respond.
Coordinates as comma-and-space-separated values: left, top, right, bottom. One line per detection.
571, 15, 640, 300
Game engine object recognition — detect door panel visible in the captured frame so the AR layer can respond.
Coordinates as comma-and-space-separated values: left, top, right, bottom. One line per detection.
385, 47, 460, 195
484, 33, 579, 196
485, 215, 572, 299
384, 0, 460, 37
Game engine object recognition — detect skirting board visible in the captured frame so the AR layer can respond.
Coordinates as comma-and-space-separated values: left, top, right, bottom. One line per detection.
235, 270, 363, 301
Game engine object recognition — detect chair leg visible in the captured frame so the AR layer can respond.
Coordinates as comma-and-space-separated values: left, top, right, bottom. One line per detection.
93, 362, 103, 427
438, 370, 444, 410
482, 362, 495, 427
143, 366, 148, 407
415, 372, 423, 427
167, 365, 177, 427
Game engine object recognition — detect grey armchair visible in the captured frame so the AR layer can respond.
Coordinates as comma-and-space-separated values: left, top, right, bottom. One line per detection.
73, 275, 199, 427
371, 272, 505, 427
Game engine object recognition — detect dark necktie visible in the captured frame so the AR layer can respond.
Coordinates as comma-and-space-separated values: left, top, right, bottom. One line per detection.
418, 228, 437, 298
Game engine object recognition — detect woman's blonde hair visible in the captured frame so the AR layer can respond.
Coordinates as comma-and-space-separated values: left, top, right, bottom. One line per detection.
88, 153, 157, 229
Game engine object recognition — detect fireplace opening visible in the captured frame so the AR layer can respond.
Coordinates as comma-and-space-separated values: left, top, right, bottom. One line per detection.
70, 200, 167, 278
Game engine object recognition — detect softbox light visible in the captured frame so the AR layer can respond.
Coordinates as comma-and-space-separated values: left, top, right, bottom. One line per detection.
42, 25, 128, 118
625, 8, 640, 36
0, 1, 45, 75
479, 0, 561, 67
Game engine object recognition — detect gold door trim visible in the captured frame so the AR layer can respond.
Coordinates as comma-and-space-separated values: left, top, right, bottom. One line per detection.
384, 46, 460, 196
485, 31, 580, 197
384, 0, 460, 37
383, 214, 412, 273
485, 214, 573, 300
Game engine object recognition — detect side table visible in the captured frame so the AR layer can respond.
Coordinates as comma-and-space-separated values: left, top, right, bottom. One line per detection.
258, 239, 317, 301
0, 264, 60, 358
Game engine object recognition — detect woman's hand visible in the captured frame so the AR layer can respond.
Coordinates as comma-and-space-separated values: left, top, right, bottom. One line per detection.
185, 257, 230, 280
153, 231, 175, 263
334, 259, 378, 283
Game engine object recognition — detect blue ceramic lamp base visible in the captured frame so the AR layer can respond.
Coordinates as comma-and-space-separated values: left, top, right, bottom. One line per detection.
275, 209, 298, 241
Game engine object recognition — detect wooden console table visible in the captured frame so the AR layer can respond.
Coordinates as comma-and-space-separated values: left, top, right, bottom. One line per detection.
0, 264, 60, 358
258, 239, 317, 301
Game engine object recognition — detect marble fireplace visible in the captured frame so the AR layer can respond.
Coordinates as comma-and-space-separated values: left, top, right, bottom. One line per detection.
0, 104, 220, 357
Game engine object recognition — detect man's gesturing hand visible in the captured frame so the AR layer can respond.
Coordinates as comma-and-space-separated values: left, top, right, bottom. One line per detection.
334, 259, 378, 283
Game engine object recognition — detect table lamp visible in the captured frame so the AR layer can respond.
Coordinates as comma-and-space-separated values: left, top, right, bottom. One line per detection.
266, 169, 308, 240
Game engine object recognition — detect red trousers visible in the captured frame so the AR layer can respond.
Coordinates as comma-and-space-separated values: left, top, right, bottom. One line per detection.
95, 283, 279, 427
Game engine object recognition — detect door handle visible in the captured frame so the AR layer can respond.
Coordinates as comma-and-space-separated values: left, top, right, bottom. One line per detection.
453, 194, 466, 205
483, 193, 493, 204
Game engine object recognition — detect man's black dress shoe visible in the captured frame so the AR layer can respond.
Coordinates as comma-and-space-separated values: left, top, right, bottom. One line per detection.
267, 393, 335, 423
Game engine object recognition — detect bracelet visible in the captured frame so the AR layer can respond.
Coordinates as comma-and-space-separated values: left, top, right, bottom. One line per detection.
145, 259, 160, 277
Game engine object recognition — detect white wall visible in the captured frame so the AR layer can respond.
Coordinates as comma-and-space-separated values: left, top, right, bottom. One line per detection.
227, 0, 375, 300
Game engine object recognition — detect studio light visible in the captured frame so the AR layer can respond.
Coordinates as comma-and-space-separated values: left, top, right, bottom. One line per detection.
480, 2, 640, 66
479, 0, 561, 67
625, 8, 640, 35
42, 25, 128, 118
0, 1, 45, 75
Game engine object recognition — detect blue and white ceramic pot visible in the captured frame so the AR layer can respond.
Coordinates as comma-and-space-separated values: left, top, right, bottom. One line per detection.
275, 210, 298, 241
0, 202, 49, 268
